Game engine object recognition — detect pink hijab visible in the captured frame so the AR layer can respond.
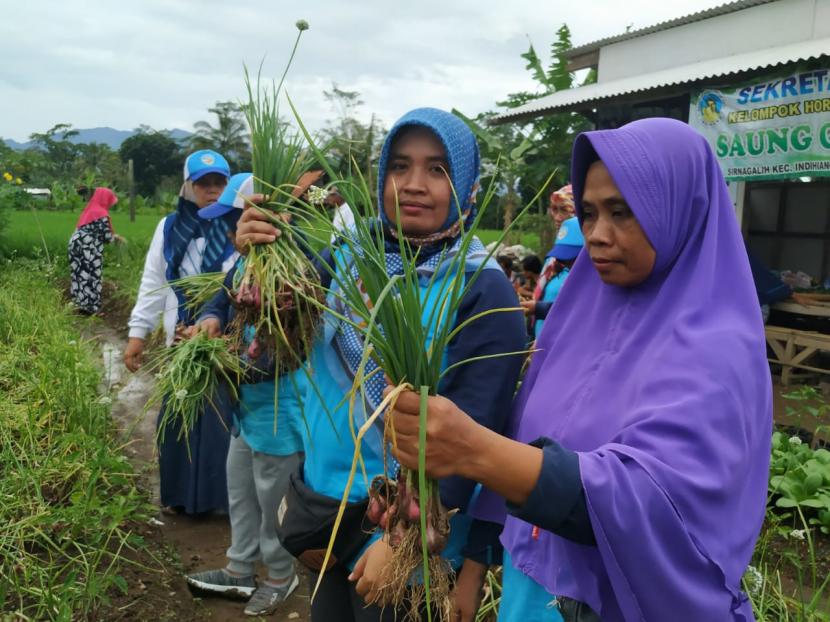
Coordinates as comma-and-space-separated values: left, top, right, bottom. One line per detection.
532, 184, 574, 300
75, 188, 118, 231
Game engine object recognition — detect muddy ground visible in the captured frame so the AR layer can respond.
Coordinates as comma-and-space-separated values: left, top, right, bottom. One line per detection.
93, 324, 313, 621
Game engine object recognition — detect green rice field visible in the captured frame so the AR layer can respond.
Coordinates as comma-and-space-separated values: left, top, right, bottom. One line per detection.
1, 209, 543, 259
1, 210, 163, 258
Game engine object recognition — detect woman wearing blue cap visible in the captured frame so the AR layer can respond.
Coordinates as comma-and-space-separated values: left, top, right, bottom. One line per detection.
522, 215, 584, 340
234, 108, 527, 622
124, 149, 240, 515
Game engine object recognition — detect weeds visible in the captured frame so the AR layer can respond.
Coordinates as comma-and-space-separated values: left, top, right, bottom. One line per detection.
0, 262, 156, 620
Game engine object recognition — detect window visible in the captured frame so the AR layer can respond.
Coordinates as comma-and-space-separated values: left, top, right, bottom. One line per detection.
746, 180, 830, 283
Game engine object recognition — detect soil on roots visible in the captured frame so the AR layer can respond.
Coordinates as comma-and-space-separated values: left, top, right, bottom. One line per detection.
374, 524, 454, 622
229, 285, 324, 375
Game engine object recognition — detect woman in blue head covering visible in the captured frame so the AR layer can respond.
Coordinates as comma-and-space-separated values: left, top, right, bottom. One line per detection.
522, 216, 585, 340
124, 149, 242, 515
234, 108, 527, 622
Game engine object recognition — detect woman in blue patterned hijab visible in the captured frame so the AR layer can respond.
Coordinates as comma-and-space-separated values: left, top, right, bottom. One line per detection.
233, 108, 526, 622
377, 107, 480, 242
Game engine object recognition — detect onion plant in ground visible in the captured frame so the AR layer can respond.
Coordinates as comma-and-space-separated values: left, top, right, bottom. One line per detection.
0, 261, 158, 620
744, 386, 830, 620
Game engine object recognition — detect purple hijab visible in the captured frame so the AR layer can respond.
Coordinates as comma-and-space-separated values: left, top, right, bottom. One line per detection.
498, 118, 771, 621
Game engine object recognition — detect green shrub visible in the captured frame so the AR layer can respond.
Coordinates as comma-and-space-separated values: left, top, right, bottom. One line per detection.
0, 263, 155, 619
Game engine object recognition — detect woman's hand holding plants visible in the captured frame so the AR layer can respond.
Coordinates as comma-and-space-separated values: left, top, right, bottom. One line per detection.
195, 317, 221, 338
388, 387, 545, 506
349, 537, 395, 604
386, 389, 486, 480
234, 195, 293, 252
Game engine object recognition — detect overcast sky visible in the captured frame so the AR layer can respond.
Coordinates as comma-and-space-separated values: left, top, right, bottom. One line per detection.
1, 0, 729, 142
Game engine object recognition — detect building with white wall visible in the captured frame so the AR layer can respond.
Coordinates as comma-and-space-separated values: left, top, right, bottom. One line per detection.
495, 0, 830, 282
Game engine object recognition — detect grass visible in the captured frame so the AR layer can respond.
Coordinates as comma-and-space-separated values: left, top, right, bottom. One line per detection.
0, 209, 161, 258
0, 259, 158, 620
0, 210, 158, 326
1, 208, 544, 258
476, 229, 540, 253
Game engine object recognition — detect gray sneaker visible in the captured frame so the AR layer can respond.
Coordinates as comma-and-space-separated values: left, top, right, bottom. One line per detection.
243, 573, 299, 616
185, 568, 257, 600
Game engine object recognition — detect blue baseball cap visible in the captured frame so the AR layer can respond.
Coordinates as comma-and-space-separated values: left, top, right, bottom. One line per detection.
183, 149, 230, 182
549, 216, 585, 260
198, 173, 254, 219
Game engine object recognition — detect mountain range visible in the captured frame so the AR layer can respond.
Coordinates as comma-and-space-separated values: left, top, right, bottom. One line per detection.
3, 127, 192, 151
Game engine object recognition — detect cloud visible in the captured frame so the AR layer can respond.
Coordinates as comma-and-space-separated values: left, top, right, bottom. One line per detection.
0, 0, 727, 141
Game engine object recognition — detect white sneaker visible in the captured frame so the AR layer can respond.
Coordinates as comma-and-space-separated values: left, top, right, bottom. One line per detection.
243, 573, 299, 616
185, 568, 256, 600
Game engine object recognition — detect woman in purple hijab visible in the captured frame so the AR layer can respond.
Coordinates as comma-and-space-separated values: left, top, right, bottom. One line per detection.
388, 118, 772, 621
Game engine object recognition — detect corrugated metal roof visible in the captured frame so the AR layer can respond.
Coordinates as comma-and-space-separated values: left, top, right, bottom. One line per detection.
492, 38, 830, 124
567, 0, 778, 58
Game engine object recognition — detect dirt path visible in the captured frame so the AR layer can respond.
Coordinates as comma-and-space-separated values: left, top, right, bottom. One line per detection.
93, 324, 313, 621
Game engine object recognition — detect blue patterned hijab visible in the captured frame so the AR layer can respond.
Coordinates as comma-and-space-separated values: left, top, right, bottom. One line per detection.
163, 180, 239, 323
333, 108, 490, 410
377, 107, 480, 235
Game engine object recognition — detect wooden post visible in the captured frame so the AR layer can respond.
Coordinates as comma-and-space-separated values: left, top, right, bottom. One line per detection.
127, 158, 136, 223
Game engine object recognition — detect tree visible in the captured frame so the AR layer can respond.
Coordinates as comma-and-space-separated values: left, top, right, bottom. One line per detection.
190, 101, 250, 171
319, 83, 386, 193
461, 24, 594, 252
500, 26, 594, 199
28, 123, 80, 182
2, 127, 128, 199
74, 142, 126, 190
0, 145, 48, 188
119, 130, 182, 196
453, 109, 539, 241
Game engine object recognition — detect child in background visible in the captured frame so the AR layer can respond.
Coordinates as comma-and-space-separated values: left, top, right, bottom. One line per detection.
522, 216, 584, 340
516, 254, 542, 300
184, 173, 303, 617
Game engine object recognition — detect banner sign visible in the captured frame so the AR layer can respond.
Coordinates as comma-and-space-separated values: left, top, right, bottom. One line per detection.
690, 67, 830, 180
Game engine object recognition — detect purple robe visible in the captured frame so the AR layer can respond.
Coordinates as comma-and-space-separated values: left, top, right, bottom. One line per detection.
497, 118, 771, 621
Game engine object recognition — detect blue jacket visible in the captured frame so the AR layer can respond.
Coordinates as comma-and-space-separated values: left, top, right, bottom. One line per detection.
534, 267, 570, 339
200, 259, 304, 456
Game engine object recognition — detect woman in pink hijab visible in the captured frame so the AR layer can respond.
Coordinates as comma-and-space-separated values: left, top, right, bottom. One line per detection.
68, 187, 124, 314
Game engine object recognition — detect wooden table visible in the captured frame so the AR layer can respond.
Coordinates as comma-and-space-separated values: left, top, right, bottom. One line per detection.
765, 325, 830, 385
772, 301, 830, 318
